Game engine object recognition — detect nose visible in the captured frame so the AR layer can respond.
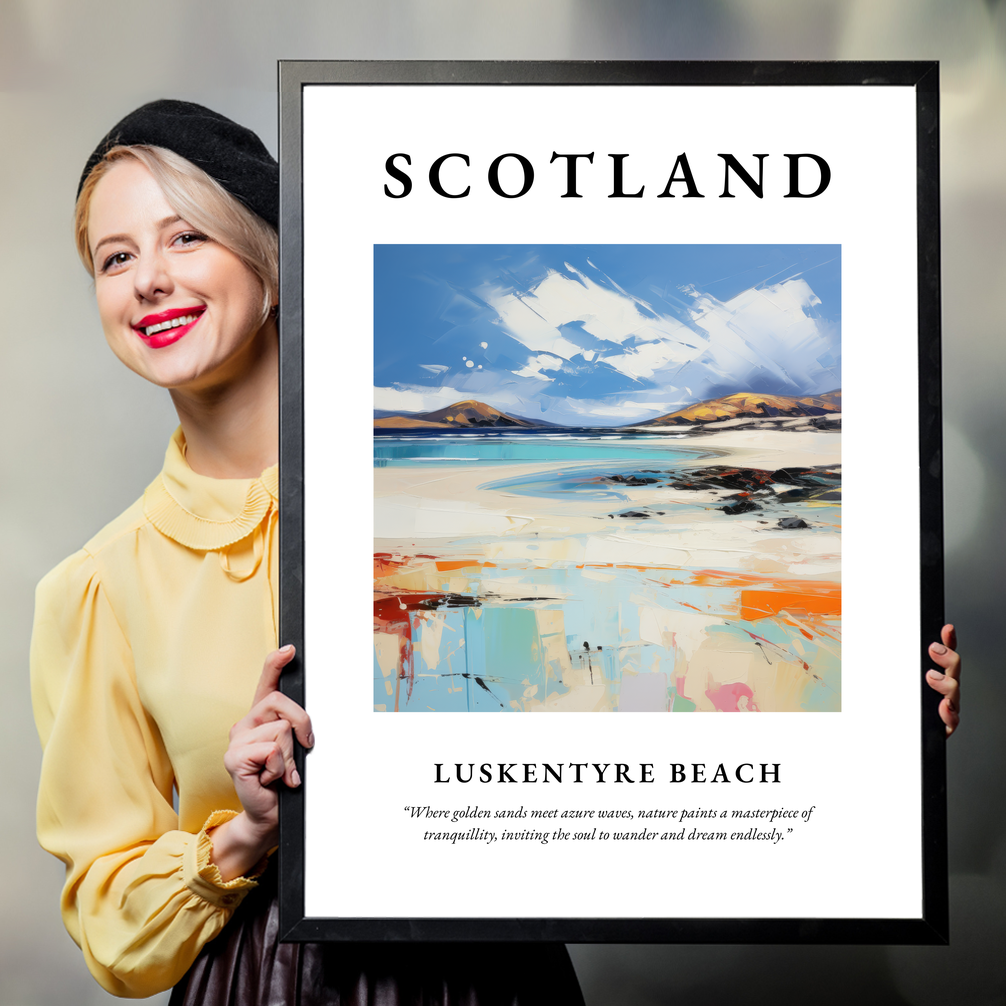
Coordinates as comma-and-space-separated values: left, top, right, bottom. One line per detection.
133, 247, 173, 303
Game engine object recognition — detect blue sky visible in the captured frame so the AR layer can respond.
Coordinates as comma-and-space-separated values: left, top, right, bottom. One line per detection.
374, 244, 840, 426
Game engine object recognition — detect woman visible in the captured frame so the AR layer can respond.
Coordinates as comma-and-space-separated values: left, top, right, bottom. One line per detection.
31, 100, 586, 1003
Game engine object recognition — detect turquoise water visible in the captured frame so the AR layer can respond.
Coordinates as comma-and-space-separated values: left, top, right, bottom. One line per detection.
374, 430, 717, 467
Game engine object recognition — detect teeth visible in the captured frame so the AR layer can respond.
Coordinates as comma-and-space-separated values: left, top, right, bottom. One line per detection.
142, 313, 199, 337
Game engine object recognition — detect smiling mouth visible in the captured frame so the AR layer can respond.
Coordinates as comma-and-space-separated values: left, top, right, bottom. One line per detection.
142, 313, 199, 337
135, 307, 206, 338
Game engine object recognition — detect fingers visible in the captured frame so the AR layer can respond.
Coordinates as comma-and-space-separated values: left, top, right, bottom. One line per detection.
939, 697, 960, 737
928, 633, 961, 682
252, 740, 288, 787
926, 665, 960, 738
252, 644, 297, 706
233, 689, 314, 750
927, 626, 961, 737
926, 686, 960, 736
225, 645, 313, 802
926, 667, 959, 706
941, 623, 958, 653
245, 644, 314, 750
225, 739, 289, 788
247, 719, 299, 788
226, 720, 301, 788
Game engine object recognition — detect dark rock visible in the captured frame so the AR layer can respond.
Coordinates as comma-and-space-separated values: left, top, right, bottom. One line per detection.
606, 474, 660, 486
771, 466, 842, 487
777, 517, 810, 529
722, 499, 761, 515
668, 466, 776, 493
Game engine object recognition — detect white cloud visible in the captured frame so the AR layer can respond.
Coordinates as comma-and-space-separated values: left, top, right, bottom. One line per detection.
684, 278, 836, 393
558, 398, 677, 420
484, 280, 585, 360
511, 353, 563, 382
601, 335, 704, 382
374, 385, 469, 414
419, 363, 449, 374
484, 264, 695, 368
481, 264, 837, 396
375, 382, 537, 418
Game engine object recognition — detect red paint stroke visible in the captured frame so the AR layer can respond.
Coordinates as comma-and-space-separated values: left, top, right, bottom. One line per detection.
706, 681, 759, 712
374, 554, 412, 577
374, 592, 448, 708
374, 592, 444, 624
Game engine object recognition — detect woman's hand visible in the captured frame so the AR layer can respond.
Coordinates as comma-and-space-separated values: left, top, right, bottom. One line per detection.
209, 645, 314, 881
926, 624, 961, 738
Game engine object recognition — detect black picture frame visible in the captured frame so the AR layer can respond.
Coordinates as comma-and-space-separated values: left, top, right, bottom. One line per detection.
277, 60, 945, 944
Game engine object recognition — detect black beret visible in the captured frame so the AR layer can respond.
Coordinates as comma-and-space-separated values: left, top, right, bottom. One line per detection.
78, 99, 278, 228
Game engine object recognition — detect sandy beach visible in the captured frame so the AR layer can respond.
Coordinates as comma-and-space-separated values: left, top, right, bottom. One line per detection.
374, 429, 841, 714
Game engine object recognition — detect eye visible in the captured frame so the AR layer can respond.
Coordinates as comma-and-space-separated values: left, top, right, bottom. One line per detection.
100, 251, 132, 274
172, 230, 208, 249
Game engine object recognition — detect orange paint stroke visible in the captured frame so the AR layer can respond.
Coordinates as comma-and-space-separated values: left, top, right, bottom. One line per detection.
741, 587, 841, 622
689, 570, 841, 594
374, 554, 496, 579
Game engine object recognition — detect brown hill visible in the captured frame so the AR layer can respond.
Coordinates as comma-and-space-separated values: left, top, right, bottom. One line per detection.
640, 390, 841, 427
374, 400, 540, 429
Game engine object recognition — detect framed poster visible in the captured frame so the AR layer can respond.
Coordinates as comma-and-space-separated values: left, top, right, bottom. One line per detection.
277, 61, 946, 943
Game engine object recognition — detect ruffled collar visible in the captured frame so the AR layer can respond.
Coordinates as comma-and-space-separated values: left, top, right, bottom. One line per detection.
143, 428, 278, 551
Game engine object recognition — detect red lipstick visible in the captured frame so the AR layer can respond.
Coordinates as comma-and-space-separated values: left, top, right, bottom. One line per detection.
132, 306, 205, 349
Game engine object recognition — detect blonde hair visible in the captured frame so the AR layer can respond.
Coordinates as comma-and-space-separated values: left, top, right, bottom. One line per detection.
75, 145, 278, 322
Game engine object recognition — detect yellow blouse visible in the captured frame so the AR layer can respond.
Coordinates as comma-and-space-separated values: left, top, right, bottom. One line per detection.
31, 429, 279, 998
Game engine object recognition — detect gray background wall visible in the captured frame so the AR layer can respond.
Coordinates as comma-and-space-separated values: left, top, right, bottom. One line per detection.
1, 2, 1002, 1003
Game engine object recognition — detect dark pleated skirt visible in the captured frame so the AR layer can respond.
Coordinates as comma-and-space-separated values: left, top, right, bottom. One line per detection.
169, 869, 585, 1006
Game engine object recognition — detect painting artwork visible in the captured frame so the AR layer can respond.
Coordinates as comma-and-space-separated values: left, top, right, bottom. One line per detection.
289, 61, 942, 943
373, 244, 841, 713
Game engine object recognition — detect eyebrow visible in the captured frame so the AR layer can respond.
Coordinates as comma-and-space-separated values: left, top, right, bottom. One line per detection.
91, 215, 185, 258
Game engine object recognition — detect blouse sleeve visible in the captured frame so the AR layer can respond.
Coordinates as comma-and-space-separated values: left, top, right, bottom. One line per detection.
31, 549, 262, 998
